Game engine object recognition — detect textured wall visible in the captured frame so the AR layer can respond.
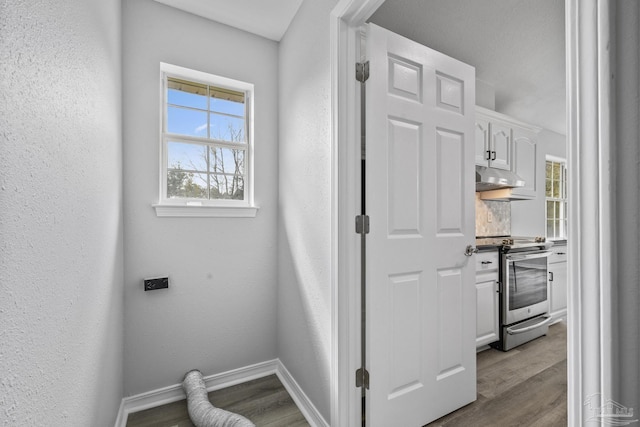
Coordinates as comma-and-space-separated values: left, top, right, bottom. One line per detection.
122, 0, 279, 396
0, 0, 123, 425
277, 0, 336, 421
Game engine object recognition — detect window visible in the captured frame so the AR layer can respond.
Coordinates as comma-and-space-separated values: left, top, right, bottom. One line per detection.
545, 158, 567, 239
155, 63, 256, 217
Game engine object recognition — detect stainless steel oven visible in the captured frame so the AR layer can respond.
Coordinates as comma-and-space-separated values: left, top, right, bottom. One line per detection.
503, 249, 552, 325
476, 236, 555, 351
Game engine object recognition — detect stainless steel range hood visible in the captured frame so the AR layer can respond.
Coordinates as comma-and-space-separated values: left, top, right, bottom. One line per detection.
476, 166, 525, 192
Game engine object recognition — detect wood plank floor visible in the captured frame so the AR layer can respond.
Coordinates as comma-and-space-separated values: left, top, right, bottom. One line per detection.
125, 374, 310, 427
426, 321, 567, 427
127, 322, 566, 427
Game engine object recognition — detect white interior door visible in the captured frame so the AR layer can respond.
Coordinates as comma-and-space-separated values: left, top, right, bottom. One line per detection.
365, 23, 476, 426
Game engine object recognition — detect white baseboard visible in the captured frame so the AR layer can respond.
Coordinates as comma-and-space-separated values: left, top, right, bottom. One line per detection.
115, 359, 278, 427
115, 359, 328, 427
275, 360, 329, 427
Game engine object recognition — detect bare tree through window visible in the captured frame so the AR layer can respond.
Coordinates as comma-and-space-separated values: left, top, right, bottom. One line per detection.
164, 75, 248, 202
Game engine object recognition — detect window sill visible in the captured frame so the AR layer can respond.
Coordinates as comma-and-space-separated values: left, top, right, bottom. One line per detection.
152, 204, 259, 218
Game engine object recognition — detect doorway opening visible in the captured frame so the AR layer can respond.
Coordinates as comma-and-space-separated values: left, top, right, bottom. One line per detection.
330, 1, 614, 426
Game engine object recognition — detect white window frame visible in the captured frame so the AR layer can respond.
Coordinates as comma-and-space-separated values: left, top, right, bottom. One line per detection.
153, 63, 257, 218
545, 155, 567, 239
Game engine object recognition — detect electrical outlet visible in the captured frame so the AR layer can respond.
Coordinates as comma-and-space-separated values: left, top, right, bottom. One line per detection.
144, 277, 169, 291
487, 211, 493, 223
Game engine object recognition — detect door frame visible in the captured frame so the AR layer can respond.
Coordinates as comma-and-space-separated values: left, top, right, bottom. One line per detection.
329, 1, 614, 426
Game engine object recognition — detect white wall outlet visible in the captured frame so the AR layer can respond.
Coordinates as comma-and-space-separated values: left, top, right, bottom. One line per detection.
487, 211, 493, 223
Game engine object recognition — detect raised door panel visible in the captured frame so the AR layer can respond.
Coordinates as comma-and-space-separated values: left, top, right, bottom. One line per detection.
511, 127, 538, 198
476, 277, 499, 347
366, 23, 476, 427
490, 123, 512, 170
475, 118, 490, 166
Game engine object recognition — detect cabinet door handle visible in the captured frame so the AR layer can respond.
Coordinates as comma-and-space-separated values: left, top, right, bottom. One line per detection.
481, 261, 493, 265
491, 150, 497, 160
486, 150, 491, 161
549, 272, 554, 282
557, 252, 566, 255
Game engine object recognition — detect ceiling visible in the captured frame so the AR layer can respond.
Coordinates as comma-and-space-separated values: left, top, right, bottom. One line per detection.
153, 0, 304, 41
370, 0, 566, 135
153, 0, 565, 134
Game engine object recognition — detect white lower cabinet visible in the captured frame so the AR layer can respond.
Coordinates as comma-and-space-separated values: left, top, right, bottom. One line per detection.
549, 243, 568, 321
476, 250, 499, 348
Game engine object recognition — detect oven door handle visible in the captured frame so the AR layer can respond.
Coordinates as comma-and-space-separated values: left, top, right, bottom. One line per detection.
506, 251, 552, 262
506, 315, 552, 335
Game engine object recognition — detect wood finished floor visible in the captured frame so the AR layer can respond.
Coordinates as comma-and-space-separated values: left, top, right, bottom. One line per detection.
126, 322, 566, 427
125, 374, 310, 427
426, 321, 567, 427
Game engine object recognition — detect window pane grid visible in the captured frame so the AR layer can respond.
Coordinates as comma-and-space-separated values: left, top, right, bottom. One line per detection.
545, 160, 568, 239
167, 168, 247, 177
166, 136, 246, 201
207, 110, 245, 121
166, 77, 246, 144
166, 105, 245, 128
166, 103, 209, 114
164, 133, 248, 148
163, 71, 251, 205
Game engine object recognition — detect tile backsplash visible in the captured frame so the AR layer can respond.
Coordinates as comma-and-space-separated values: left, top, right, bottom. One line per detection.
476, 194, 510, 237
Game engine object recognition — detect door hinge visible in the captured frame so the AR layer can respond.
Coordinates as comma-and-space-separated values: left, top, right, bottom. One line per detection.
355, 215, 370, 234
356, 367, 370, 389
356, 61, 370, 83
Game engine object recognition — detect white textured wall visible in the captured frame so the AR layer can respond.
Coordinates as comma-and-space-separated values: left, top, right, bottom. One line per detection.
277, 0, 336, 421
511, 129, 566, 237
122, 0, 279, 396
0, 0, 123, 425
614, 0, 640, 413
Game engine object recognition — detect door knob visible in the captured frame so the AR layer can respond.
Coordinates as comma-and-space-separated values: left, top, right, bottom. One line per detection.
464, 245, 479, 257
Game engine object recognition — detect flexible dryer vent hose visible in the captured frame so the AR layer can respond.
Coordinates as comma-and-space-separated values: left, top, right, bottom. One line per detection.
182, 370, 255, 427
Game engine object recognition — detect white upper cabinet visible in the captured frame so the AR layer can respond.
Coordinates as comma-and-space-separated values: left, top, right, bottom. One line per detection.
475, 111, 511, 170
489, 122, 512, 170
475, 106, 541, 199
475, 118, 491, 166
511, 126, 538, 199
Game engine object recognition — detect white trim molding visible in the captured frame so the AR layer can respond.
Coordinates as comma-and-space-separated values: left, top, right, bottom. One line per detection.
276, 360, 330, 427
114, 359, 327, 427
152, 204, 259, 218
565, 0, 615, 425
330, 1, 386, 426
